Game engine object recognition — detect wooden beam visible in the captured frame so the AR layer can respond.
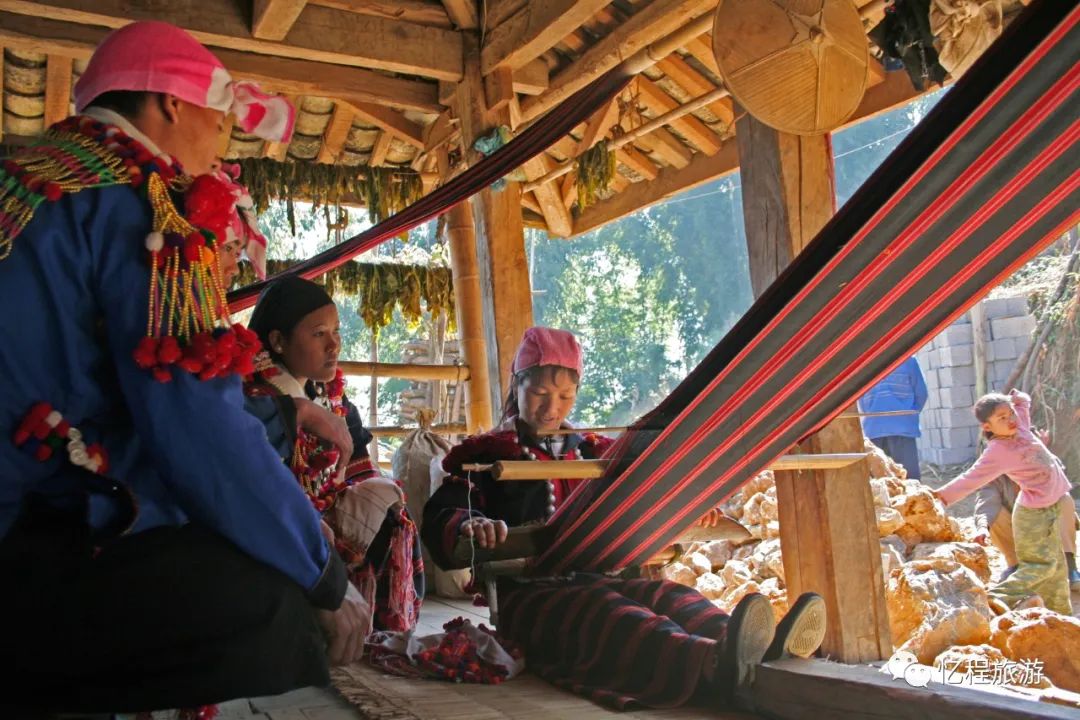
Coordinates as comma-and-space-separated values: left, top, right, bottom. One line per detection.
310, 0, 454, 29
738, 103, 890, 662
252, 0, 308, 41
573, 139, 737, 236
0, 0, 464, 81
576, 95, 621, 153
520, 0, 717, 123
482, 0, 610, 74
316, 103, 354, 164
216, 113, 235, 158
521, 191, 543, 215
560, 171, 576, 209
616, 145, 658, 180
512, 58, 549, 95
43, 53, 72, 126
654, 54, 734, 126
369, 131, 393, 166
522, 154, 573, 237
636, 125, 694, 168
753, 659, 1073, 720
483, 66, 514, 113
441, 0, 479, 29
635, 76, 723, 155
683, 34, 722, 77
349, 103, 424, 149
0, 13, 441, 114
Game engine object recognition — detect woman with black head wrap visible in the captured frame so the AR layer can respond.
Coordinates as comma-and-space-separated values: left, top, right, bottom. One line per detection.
246, 275, 424, 633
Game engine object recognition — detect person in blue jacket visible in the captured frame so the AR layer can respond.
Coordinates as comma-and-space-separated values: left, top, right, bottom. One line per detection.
0, 22, 368, 714
859, 356, 929, 480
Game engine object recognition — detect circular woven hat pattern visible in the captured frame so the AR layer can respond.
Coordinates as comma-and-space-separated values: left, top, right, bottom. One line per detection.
712, 0, 869, 135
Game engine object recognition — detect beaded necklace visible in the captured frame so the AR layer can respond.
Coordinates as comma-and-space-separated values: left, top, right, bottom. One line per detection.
0, 115, 261, 382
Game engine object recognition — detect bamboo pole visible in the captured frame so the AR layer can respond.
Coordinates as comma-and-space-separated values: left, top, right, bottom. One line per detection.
446, 200, 494, 432
971, 302, 988, 398
337, 360, 469, 382
369, 422, 468, 438
462, 453, 867, 480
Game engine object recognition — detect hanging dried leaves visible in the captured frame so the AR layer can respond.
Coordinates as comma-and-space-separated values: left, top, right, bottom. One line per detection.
576, 141, 617, 210
235, 158, 423, 235
236, 260, 456, 337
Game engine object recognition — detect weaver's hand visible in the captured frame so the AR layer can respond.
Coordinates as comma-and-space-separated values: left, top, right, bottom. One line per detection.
295, 398, 353, 481
317, 581, 371, 666
460, 517, 508, 549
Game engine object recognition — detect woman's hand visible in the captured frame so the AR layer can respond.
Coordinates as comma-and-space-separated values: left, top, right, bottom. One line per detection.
460, 517, 508, 549
316, 581, 371, 666
294, 398, 353, 481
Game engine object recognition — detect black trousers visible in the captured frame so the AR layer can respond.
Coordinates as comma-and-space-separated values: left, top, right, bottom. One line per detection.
0, 496, 329, 713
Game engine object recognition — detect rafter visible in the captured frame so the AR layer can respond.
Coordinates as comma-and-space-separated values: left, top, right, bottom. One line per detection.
576, 95, 621, 153
252, 0, 308, 41
0, 13, 441, 114
521, 154, 572, 237
43, 54, 71, 126
317, 103, 354, 164
0, 0, 464, 81
635, 76, 723, 155
616, 145, 658, 180
348, 102, 424, 149
683, 35, 722, 77
441, 0, 479, 29
482, 0, 610, 74
633, 125, 693, 168
310, 0, 454, 28
512, 58, 549, 96
654, 54, 734, 126
370, 131, 393, 166
520, 0, 717, 123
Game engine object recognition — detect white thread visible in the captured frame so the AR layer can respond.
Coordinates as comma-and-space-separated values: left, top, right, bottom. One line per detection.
465, 468, 477, 580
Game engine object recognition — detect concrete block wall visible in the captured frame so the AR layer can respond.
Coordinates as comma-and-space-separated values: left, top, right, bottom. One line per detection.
914, 295, 1035, 466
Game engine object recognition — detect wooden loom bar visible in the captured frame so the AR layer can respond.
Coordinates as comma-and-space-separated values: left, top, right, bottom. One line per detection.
369, 423, 468, 437
462, 453, 868, 480
337, 360, 469, 381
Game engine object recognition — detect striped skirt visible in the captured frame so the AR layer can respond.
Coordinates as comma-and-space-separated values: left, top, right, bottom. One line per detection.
498, 576, 730, 710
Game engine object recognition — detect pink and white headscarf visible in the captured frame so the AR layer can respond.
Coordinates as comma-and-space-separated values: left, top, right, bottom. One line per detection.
74, 21, 295, 143
216, 163, 269, 279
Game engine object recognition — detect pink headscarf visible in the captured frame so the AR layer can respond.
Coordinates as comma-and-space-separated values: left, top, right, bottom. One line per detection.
512, 327, 583, 378
75, 21, 295, 143
215, 163, 269, 279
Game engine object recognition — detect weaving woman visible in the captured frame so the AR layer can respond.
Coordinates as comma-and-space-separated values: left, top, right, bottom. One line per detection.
422, 327, 828, 710
245, 276, 424, 632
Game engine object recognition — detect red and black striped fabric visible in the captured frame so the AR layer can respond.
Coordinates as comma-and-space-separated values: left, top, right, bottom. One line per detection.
537, 1, 1080, 575
497, 576, 729, 710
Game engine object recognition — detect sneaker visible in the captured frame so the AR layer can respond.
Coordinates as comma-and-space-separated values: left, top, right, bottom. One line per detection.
763, 592, 827, 662
999, 565, 1018, 581
1069, 568, 1080, 591
718, 593, 775, 705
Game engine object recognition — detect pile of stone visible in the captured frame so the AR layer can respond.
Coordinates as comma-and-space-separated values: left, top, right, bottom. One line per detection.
658, 439, 1080, 695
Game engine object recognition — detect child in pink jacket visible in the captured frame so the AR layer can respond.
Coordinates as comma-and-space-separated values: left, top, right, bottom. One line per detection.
934, 390, 1073, 614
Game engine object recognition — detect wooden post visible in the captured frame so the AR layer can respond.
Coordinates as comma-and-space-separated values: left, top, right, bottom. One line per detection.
971, 301, 987, 398
736, 110, 892, 663
447, 200, 495, 432
453, 33, 533, 418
